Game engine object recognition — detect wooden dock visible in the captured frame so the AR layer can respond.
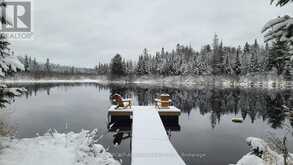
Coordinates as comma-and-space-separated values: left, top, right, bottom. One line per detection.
108, 105, 181, 126
108, 105, 185, 165
131, 108, 186, 165
108, 105, 181, 116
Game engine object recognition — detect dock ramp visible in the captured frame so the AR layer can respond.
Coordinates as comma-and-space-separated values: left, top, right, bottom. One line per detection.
131, 108, 186, 165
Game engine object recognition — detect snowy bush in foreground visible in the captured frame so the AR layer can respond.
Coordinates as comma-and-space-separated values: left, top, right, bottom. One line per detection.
262, 1, 293, 58
0, 2, 26, 108
0, 33, 25, 78
262, 16, 293, 44
236, 137, 293, 165
270, 0, 293, 7
0, 130, 120, 165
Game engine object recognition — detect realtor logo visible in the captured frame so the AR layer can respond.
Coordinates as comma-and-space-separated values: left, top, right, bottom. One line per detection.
0, 0, 33, 40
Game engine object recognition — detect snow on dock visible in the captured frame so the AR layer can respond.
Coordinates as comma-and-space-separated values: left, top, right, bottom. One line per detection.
131, 108, 186, 165
108, 105, 181, 116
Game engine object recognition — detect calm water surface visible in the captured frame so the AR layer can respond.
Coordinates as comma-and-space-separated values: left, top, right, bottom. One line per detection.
2, 83, 293, 165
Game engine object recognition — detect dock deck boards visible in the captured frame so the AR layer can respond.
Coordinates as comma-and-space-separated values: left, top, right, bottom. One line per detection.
108, 105, 181, 116
131, 108, 186, 165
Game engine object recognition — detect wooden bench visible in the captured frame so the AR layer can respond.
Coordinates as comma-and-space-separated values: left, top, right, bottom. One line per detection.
112, 94, 132, 109
155, 94, 172, 109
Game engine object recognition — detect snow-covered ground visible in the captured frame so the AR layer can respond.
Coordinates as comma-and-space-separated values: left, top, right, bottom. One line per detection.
132, 74, 293, 89
235, 137, 293, 165
0, 130, 120, 165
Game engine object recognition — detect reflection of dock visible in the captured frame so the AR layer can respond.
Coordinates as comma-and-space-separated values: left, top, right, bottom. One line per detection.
108, 106, 185, 165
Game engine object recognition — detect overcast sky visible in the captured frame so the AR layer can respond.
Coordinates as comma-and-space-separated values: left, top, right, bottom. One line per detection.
11, 0, 293, 67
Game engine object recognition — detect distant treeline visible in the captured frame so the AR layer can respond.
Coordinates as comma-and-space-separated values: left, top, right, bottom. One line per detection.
15, 34, 292, 80
97, 34, 292, 80
16, 56, 97, 78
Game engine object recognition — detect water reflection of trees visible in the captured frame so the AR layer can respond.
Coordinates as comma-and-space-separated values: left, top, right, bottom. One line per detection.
108, 85, 293, 129
9, 83, 106, 98
10, 83, 293, 129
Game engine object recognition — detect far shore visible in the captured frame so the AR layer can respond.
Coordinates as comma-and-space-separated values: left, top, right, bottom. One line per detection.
1, 73, 293, 89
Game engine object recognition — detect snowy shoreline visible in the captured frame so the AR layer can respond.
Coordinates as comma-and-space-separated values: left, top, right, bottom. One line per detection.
1, 74, 293, 89
235, 137, 293, 165
0, 130, 120, 165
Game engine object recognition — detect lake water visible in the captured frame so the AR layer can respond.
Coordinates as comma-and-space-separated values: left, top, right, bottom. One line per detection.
1, 83, 293, 165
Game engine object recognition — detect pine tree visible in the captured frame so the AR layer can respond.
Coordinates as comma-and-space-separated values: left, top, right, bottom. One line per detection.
124, 60, 133, 75
224, 54, 231, 74
250, 39, 260, 72
97, 63, 109, 75
234, 46, 242, 75
211, 34, 219, 74
262, 43, 270, 71
142, 48, 151, 74
262, 1, 293, 61
0, 34, 24, 77
135, 55, 145, 75
0, 1, 25, 108
249, 52, 258, 73
248, 40, 259, 73
268, 39, 290, 75
270, 0, 292, 7
242, 42, 250, 74
252, 39, 259, 67
71, 66, 75, 74
32, 58, 38, 72
28, 56, 32, 70
211, 35, 225, 74
45, 58, 50, 73
283, 61, 292, 80
24, 55, 29, 71
212, 34, 219, 50
218, 41, 225, 74
110, 54, 125, 76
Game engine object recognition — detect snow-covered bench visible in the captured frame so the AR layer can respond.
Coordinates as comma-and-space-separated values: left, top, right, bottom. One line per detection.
112, 94, 132, 109
155, 94, 172, 109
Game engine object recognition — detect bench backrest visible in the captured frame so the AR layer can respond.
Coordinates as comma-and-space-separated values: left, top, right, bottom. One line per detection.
160, 94, 170, 101
112, 94, 124, 106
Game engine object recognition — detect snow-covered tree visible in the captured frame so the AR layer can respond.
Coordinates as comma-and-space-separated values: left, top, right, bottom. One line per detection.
241, 42, 250, 74
283, 61, 292, 80
233, 46, 242, 75
224, 54, 232, 74
135, 55, 145, 75
45, 58, 50, 73
262, 1, 293, 57
24, 55, 29, 71
96, 63, 109, 75
32, 58, 38, 72
261, 43, 271, 72
262, 15, 293, 44
248, 41, 259, 73
125, 60, 134, 75
142, 48, 151, 74
249, 52, 258, 73
211, 34, 225, 75
70, 66, 75, 74
270, 0, 292, 7
110, 54, 125, 76
0, 1, 26, 108
77, 34, 276, 77
268, 39, 290, 74
0, 35, 24, 77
